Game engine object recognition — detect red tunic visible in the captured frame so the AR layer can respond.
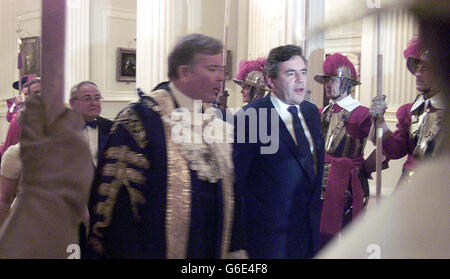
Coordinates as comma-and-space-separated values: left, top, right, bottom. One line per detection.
319, 104, 371, 243
0, 115, 21, 158
382, 103, 416, 171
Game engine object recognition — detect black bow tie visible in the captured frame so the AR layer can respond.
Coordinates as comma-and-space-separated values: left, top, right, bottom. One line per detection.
85, 120, 98, 129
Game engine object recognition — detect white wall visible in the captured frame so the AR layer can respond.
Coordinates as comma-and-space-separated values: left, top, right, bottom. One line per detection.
0, 0, 41, 141
90, 0, 137, 119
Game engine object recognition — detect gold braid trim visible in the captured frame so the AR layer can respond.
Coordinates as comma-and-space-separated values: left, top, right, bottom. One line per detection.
142, 90, 192, 259
142, 90, 235, 258
104, 147, 150, 169
112, 107, 148, 149
90, 145, 149, 254
211, 143, 234, 258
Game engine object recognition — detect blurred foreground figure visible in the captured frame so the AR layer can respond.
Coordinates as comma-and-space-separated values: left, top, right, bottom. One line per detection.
0, 93, 93, 258
317, 0, 449, 258
316, 156, 450, 258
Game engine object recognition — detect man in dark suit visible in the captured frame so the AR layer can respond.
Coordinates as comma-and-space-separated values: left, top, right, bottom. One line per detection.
69, 81, 113, 168
69, 81, 113, 257
233, 45, 324, 259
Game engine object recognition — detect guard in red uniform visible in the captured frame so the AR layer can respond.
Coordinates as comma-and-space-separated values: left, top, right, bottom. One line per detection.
314, 53, 371, 247
233, 58, 269, 104
370, 38, 444, 185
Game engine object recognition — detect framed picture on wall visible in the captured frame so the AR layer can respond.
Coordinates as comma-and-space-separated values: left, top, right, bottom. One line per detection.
20, 36, 41, 77
116, 48, 136, 82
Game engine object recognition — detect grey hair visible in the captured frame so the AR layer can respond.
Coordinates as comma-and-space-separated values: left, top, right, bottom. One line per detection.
70, 81, 98, 99
168, 33, 223, 80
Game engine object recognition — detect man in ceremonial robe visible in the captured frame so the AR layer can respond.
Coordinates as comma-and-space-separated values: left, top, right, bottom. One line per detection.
87, 34, 239, 259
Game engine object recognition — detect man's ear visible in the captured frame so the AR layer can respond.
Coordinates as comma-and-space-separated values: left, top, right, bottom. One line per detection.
266, 76, 276, 90
177, 65, 192, 82
69, 99, 75, 108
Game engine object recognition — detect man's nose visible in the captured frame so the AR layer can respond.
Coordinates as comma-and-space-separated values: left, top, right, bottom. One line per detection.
295, 74, 304, 83
89, 100, 100, 105
217, 69, 225, 82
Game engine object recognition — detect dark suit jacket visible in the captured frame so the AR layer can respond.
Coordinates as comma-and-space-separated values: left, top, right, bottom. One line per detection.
80, 116, 113, 258
96, 116, 114, 164
233, 94, 324, 259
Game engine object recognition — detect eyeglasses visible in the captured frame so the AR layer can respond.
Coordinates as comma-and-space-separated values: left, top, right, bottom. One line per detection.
74, 95, 104, 103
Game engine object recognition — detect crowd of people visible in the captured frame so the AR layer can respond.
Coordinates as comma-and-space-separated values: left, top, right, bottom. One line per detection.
0, 29, 446, 258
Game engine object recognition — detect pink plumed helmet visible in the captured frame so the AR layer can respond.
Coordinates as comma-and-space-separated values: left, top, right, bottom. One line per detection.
314, 53, 360, 86
404, 38, 429, 75
233, 58, 269, 91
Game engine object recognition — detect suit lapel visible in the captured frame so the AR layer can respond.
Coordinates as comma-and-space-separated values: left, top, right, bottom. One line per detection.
97, 118, 108, 163
301, 102, 324, 180
265, 95, 315, 183
301, 102, 323, 156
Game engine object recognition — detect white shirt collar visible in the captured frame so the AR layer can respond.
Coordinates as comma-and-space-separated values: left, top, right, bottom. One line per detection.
269, 93, 315, 153
411, 93, 445, 112
335, 95, 360, 112
270, 93, 297, 117
169, 82, 202, 113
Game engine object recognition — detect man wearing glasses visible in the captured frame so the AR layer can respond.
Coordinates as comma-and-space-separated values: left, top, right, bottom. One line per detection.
69, 81, 113, 258
69, 81, 113, 168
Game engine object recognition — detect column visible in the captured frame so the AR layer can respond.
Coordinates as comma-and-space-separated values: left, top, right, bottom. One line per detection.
65, 0, 90, 101
136, 0, 174, 93
186, 0, 202, 33
0, 0, 16, 101
360, 8, 418, 115
0, 0, 16, 139
305, 0, 325, 106
247, 0, 288, 59
382, 8, 418, 110
305, 0, 325, 58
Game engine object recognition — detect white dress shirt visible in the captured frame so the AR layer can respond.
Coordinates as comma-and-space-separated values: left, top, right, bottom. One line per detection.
270, 94, 315, 154
170, 83, 202, 113
84, 124, 99, 167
